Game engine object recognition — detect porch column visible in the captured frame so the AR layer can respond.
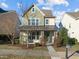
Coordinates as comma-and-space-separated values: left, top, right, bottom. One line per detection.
39, 31, 45, 46
53, 31, 58, 47
51, 31, 55, 44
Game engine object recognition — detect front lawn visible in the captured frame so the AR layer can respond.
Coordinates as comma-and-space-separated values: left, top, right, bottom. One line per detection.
54, 44, 79, 52
0, 55, 51, 59
54, 46, 65, 52
0, 44, 48, 51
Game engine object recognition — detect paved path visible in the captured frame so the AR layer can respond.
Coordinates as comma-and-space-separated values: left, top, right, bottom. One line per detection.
47, 46, 61, 59
0, 49, 49, 56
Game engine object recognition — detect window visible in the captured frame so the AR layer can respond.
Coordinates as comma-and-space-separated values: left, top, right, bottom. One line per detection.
32, 7, 35, 13
28, 18, 39, 26
45, 19, 49, 25
69, 24, 71, 28
32, 19, 35, 25
36, 19, 39, 26
28, 20, 30, 25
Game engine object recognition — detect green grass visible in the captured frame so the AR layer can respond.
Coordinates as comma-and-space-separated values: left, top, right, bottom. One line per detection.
71, 44, 79, 51
0, 44, 48, 51
54, 46, 66, 52
0, 55, 50, 59
0, 44, 22, 49
54, 44, 79, 52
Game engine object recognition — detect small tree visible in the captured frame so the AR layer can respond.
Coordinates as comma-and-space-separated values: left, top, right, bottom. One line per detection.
59, 27, 69, 46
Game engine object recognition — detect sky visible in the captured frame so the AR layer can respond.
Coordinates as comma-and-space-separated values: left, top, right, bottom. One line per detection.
0, 0, 79, 26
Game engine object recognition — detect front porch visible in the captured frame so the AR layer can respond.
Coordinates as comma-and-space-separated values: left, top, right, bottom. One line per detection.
20, 31, 55, 46
19, 25, 56, 47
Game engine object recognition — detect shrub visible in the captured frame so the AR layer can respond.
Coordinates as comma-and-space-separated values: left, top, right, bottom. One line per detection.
68, 38, 77, 46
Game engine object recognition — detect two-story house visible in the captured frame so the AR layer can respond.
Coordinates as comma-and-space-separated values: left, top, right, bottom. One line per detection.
19, 4, 56, 46
62, 11, 79, 42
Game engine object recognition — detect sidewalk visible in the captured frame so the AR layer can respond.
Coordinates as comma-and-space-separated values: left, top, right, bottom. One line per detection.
47, 46, 61, 59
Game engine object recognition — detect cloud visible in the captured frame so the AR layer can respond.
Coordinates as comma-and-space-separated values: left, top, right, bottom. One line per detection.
37, 0, 69, 7
37, 0, 44, 4
48, 0, 69, 6
74, 8, 79, 12
42, 6, 51, 10
0, 2, 8, 8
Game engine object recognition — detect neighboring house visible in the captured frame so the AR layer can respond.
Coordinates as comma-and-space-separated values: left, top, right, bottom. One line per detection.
19, 4, 56, 45
0, 10, 20, 43
62, 11, 79, 42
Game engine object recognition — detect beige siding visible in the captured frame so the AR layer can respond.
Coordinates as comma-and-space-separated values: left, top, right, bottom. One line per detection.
45, 18, 55, 25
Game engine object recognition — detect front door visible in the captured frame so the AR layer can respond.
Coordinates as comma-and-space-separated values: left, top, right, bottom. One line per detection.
44, 31, 52, 43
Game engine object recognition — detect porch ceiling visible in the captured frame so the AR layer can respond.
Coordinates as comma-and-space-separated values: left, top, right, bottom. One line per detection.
19, 25, 56, 31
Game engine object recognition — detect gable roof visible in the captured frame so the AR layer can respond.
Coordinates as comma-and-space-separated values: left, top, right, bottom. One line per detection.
67, 11, 79, 20
23, 4, 55, 18
0, 11, 20, 35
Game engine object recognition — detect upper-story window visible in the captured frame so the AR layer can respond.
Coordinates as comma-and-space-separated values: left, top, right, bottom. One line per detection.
36, 19, 39, 26
32, 19, 35, 25
45, 19, 49, 25
28, 20, 30, 25
28, 18, 39, 26
69, 24, 71, 28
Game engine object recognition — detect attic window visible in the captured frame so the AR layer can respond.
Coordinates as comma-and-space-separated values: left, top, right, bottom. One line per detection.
32, 7, 35, 13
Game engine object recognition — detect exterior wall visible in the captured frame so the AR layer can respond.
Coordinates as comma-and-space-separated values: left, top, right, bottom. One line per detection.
45, 18, 55, 25
24, 5, 45, 26
62, 13, 79, 42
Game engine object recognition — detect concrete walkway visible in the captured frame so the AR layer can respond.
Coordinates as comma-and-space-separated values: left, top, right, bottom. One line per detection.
47, 46, 61, 59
